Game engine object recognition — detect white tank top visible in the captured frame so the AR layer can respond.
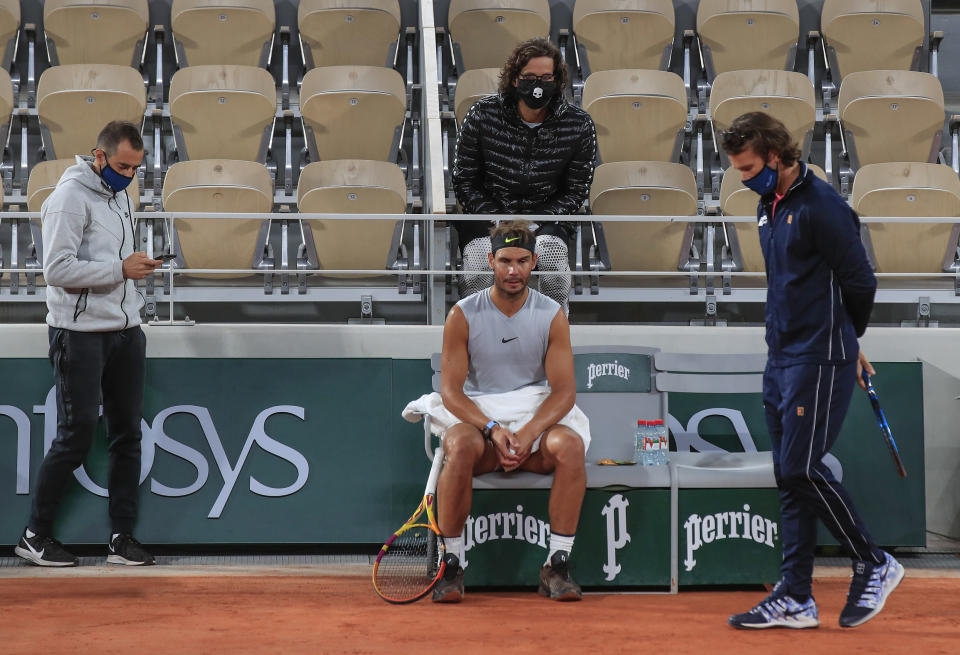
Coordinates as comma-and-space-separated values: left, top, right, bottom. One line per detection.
456, 287, 560, 396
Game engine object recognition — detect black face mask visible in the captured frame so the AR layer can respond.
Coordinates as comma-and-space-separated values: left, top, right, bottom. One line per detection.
516, 78, 556, 111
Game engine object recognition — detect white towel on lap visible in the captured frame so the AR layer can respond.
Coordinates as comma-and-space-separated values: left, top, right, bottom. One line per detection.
402, 385, 591, 453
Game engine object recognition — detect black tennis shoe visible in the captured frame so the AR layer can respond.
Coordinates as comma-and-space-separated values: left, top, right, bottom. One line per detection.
839, 552, 904, 627
107, 533, 156, 566
432, 553, 464, 603
538, 551, 582, 601
14, 528, 78, 567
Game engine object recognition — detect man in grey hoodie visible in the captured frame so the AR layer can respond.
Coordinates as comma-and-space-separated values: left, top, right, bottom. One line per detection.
14, 121, 162, 567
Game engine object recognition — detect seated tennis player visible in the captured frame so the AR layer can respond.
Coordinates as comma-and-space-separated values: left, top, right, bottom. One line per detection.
430, 219, 589, 603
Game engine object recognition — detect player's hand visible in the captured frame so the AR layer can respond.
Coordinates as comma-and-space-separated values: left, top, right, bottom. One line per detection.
491, 426, 522, 471
856, 350, 875, 391
122, 251, 163, 280
510, 428, 537, 467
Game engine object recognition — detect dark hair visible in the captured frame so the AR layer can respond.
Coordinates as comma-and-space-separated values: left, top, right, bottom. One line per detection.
95, 120, 144, 156
497, 38, 568, 97
718, 112, 801, 167
489, 219, 535, 241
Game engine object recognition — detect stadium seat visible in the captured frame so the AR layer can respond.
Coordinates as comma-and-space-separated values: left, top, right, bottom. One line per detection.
821, 0, 925, 80
300, 65, 407, 162
453, 67, 500, 125
0, 0, 19, 69
161, 159, 273, 278
298, 0, 402, 68
837, 70, 945, 168
297, 159, 407, 272
719, 163, 828, 273
28, 158, 141, 212
448, 0, 551, 71
37, 64, 147, 159
851, 162, 960, 274
582, 69, 687, 164
171, 0, 276, 67
697, 0, 799, 76
709, 70, 816, 158
169, 65, 277, 162
43, 0, 149, 66
590, 161, 698, 276
572, 0, 675, 72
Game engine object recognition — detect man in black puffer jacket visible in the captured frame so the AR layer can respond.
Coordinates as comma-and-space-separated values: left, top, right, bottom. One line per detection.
452, 38, 598, 313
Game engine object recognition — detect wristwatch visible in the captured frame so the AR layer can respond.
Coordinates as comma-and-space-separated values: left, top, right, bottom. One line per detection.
481, 420, 499, 441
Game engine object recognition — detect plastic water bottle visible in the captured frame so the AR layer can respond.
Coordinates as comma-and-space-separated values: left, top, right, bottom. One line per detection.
655, 420, 669, 465
634, 420, 645, 464
647, 421, 660, 465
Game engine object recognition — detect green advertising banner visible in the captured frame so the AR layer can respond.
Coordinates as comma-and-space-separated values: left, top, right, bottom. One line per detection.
667, 363, 925, 546
679, 489, 781, 586
0, 358, 434, 544
0, 356, 925, 552
464, 489, 671, 587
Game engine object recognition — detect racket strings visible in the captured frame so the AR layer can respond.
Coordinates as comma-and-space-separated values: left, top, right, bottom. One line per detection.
373, 528, 444, 601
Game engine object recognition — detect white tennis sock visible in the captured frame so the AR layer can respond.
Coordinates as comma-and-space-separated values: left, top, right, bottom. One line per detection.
25, 528, 36, 538
444, 535, 464, 563
546, 532, 575, 565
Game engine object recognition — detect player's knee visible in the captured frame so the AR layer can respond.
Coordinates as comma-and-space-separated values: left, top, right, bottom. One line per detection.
442, 426, 484, 463
544, 428, 584, 467
777, 467, 809, 491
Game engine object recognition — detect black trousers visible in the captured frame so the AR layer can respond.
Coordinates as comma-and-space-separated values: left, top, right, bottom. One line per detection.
29, 326, 147, 536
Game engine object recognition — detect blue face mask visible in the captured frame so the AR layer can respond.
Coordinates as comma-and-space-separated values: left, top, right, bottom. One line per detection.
742, 164, 778, 196
101, 157, 133, 193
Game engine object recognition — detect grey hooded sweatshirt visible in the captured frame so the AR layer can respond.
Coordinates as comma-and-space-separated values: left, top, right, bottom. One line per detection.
42, 155, 142, 331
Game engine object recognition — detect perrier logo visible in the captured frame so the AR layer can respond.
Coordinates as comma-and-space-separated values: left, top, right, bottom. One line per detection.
586, 360, 630, 389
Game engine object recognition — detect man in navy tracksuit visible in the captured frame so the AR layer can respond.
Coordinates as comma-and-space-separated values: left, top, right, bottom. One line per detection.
721, 112, 903, 630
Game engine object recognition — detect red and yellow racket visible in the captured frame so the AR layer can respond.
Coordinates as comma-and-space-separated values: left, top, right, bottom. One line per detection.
372, 447, 446, 603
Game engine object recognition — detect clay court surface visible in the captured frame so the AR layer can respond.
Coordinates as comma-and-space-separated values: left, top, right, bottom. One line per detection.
0, 564, 957, 655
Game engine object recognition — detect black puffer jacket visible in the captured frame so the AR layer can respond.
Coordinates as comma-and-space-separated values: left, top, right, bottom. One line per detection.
452, 92, 597, 244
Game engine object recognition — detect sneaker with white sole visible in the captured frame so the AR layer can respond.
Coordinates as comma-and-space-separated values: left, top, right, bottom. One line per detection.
14, 528, 78, 567
107, 533, 155, 566
432, 553, 464, 603
729, 580, 820, 629
538, 551, 582, 601
839, 551, 904, 628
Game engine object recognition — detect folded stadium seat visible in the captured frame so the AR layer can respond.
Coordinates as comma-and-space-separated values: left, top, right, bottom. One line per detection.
719, 163, 829, 274
42, 0, 149, 66
170, 0, 276, 67
447, 0, 551, 71
572, 0, 675, 72
837, 70, 945, 168
0, 0, 19, 68
453, 67, 500, 125
37, 64, 147, 159
300, 65, 407, 161
161, 159, 273, 279
709, 69, 816, 159
169, 65, 277, 162
298, 0, 402, 68
590, 161, 698, 283
820, 0, 925, 80
28, 158, 141, 212
851, 162, 960, 275
297, 159, 407, 275
696, 0, 800, 76
582, 69, 687, 164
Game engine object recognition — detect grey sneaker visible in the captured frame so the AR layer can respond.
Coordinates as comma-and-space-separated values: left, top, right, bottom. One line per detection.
14, 528, 78, 567
538, 551, 582, 601
432, 553, 464, 603
839, 551, 904, 628
107, 533, 155, 566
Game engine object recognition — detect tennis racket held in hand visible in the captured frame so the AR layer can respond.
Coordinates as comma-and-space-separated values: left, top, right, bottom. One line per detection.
372, 446, 446, 603
861, 371, 907, 478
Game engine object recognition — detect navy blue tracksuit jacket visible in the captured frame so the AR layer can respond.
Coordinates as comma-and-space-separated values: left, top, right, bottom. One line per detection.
756, 163, 884, 596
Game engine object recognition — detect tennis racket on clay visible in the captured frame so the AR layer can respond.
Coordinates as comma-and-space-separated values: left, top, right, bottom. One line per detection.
861, 371, 907, 478
372, 446, 446, 603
